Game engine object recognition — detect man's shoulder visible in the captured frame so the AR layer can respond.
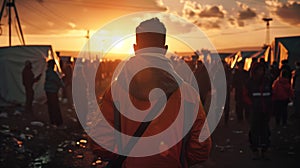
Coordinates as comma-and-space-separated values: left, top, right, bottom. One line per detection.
178, 82, 200, 103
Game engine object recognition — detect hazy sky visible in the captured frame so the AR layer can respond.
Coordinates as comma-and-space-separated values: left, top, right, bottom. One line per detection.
0, 0, 299, 54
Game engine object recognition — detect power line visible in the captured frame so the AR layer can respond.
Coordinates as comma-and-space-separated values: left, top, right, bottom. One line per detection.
46, 2, 76, 24
18, 1, 68, 27
50, 0, 164, 11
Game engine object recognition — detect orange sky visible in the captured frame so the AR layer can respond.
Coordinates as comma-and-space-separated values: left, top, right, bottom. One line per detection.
0, 0, 300, 58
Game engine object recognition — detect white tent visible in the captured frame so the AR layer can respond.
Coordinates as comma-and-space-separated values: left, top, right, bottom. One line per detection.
0, 45, 58, 106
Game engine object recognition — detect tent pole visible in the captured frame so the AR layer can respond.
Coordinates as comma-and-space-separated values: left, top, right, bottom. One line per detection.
13, 0, 25, 45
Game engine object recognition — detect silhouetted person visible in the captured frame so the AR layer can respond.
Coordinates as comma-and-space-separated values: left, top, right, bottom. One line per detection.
232, 61, 249, 122
270, 61, 280, 83
222, 60, 232, 124
194, 60, 211, 113
249, 57, 258, 73
22, 60, 41, 113
244, 62, 272, 160
73, 62, 88, 128
280, 59, 292, 83
62, 60, 73, 107
272, 70, 293, 127
44, 60, 64, 127
292, 61, 300, 118
90, 18, 211, 168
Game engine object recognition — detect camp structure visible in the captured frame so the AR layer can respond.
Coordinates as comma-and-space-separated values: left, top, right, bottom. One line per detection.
226, 50, 259, 69
274, 36, 300, 68
0, 45, 60, 106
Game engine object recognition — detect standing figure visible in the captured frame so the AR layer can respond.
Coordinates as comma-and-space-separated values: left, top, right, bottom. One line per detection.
90, 18, 211, 168
44, 60, 64, 127
272, 70, 293, 127
232, 61, 249, 122
222, 60, 232, 124
243, 62, 272, 160
292, 61, 300, 118
194, 60, 211, 113
73, 62, 88, 128
22, 60, 41, 113
62, 60, 74, 108
280, 59, 292, 82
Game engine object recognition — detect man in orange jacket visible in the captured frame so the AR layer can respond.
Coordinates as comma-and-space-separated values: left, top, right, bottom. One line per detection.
90, 17, 211, 168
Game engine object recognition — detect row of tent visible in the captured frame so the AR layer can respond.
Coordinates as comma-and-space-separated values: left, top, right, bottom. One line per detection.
0, 45, 61, 106
0, 36, 299, 106
223, 36, 300, 71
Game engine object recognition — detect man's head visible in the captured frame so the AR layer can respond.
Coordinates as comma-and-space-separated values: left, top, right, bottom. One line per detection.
281, 59, 288, 65
251, 62, 265, 79
47, 59, 55, 69
237, 61, 244, 69
134, 18, 168, 51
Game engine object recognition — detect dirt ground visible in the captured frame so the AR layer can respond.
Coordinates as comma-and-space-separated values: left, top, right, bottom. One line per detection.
0, 95, 299, 168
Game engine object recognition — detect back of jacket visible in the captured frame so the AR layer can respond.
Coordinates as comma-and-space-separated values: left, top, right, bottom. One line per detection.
90, 55, 211, 168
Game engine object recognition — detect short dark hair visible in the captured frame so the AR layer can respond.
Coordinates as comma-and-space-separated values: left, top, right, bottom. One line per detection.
135, 18, 166, 48
281, 59, 288, 64
280, 69, 290, 78
47, 59, 55, 68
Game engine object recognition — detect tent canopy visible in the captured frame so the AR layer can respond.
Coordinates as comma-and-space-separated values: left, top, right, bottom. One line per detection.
0, 45, 58, 106
275, 36, 300, 68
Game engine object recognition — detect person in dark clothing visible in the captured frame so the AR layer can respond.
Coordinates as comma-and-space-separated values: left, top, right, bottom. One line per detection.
270, 61, 280, 83
280, 59, 292, 83
194, 60, 211, 113
249, 57, 258, 73
232, 61, 249, 122
292, 61, 300, 118
44, 60, 64, 127
243, 62, 272, 160
22, 60, 41, 113
222, 60, 232, 124
62, 61, 73, 107
73, 62, 88, 128
272, 70, 293, 127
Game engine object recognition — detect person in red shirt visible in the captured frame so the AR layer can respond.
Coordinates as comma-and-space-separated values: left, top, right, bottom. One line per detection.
272, 69, 293, 127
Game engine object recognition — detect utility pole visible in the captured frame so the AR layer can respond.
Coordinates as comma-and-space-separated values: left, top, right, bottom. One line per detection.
262, 17, 273, 46
85, 30, 91, 61
0, 0, 25, 46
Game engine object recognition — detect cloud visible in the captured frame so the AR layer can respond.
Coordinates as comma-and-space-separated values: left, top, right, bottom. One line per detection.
267, 1, 300, 26
236, 1, 257, 20
229, 1, 259, 28
238, 8, 257, 20
194, 20, 221, 29
237, 20, 245, 27
199, 6, 225, 18
180, 1, 228, 30
228, 17, 235, 25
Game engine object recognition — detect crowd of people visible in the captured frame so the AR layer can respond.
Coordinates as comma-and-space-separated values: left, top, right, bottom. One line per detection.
20, 17, 300, 167
186, 57, 299, 160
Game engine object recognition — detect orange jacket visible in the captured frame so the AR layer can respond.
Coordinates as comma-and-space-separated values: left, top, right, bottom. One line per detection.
90, 85, 211, 167
90, 55, 211, 168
